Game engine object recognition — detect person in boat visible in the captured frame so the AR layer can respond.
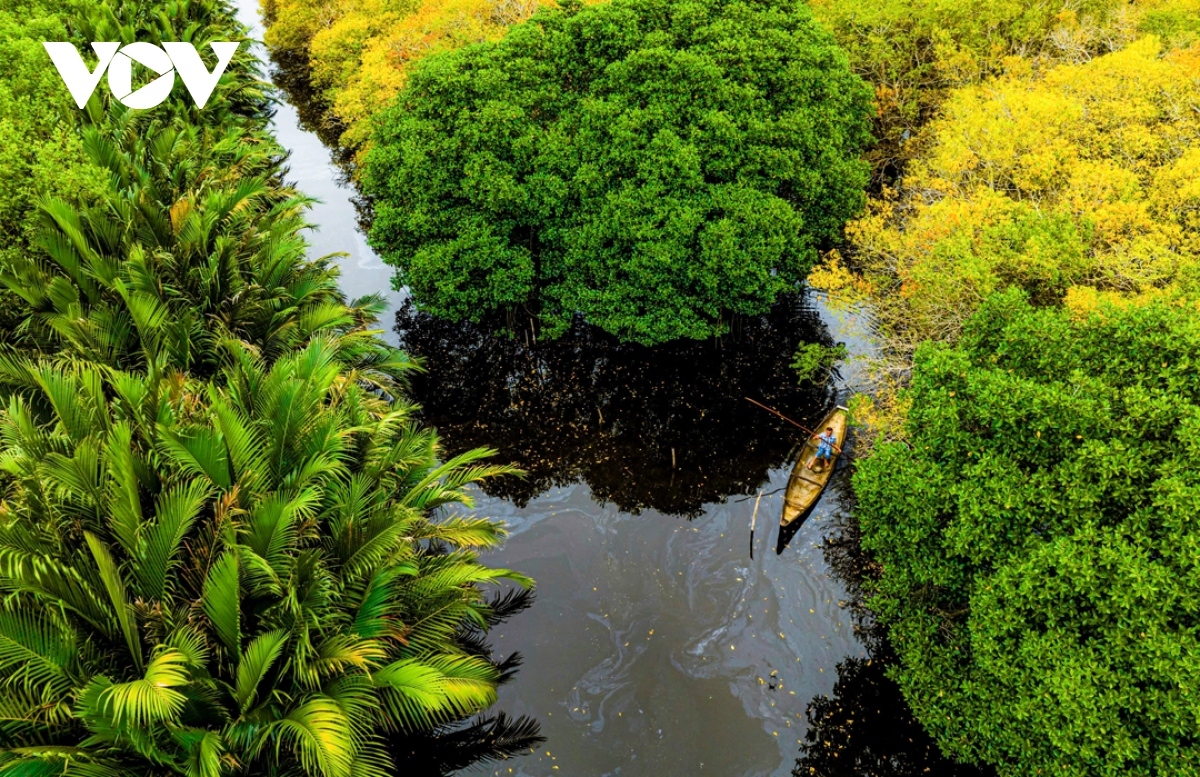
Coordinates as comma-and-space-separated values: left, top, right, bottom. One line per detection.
807, 426, 842, 471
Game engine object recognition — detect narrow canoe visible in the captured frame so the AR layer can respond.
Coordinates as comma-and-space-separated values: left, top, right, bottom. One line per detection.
780, 405, 849, 527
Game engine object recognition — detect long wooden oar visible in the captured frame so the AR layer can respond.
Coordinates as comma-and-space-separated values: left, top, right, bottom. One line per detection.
744, 397, 817, 436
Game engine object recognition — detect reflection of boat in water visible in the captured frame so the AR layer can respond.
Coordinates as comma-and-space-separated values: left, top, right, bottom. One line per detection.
781, 406, 848, 527
775, 513, 806, 554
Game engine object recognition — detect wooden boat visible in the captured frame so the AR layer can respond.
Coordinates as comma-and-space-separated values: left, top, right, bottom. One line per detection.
780, 405, 849, 527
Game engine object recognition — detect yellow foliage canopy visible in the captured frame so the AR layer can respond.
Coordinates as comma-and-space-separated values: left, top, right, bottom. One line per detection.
834, 36, 1200, 350
808, 0, 1200, 176
263, 0, 541, 150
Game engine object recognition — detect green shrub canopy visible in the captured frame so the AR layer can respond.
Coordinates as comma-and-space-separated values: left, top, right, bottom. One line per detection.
364, 0, 874, 344
856, 291, 1200, 775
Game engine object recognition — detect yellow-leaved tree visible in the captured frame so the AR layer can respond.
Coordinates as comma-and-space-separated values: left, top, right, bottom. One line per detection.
832, 36, 1200, 355
263, 0, 539, 150
809, 0, 1200, 179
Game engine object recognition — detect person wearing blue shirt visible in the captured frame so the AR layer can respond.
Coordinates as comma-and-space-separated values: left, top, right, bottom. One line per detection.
806, 426, 842, 472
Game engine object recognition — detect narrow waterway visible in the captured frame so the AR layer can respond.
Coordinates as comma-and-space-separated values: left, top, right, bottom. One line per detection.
234, 6, 876, 775
232, 7, 407, 345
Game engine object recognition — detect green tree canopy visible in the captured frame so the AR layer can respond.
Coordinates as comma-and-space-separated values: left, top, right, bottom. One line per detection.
363, 0, 874, 345
855, 291, 1200, 776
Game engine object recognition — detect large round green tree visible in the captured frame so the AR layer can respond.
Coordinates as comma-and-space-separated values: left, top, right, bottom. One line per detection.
856, 291, 1200, 776
363, 0, 874, 345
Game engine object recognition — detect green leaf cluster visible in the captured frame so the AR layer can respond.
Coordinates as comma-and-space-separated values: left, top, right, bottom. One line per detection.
791, 340, 847, 384
0, 338, 530, 776
0, 0, 106, 333
363, 0, 874, 345
855, 290, 1200, 775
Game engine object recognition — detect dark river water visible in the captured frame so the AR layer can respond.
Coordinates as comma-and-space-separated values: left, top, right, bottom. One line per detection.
230, 5, 971, 776
395, 301, 870, 777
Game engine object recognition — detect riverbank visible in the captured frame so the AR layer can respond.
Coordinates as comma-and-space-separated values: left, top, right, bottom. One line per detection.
233, 4, 404, 340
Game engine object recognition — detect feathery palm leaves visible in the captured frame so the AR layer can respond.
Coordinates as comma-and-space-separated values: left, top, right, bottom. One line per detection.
0, 341, 532, 775
0, 0, 539, 773
2, 109, 403, 384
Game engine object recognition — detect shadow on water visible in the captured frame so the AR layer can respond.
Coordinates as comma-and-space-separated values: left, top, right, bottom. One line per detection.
775, 508, 807, 554
396, 292, 839, 517
774, 482, 820, 555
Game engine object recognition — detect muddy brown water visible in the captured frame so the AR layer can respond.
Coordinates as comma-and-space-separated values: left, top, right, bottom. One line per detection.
233, 5, 880, 774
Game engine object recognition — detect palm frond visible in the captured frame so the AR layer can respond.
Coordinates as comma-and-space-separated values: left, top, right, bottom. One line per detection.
202, 551, 240, 659
97, 648, 190, 728
0, 609, 76, 700
83, 533, 141, 670
409, 515, 509, 551
234, 630, 288, 713
136, 479, 212, 600
266, 696, 357, 777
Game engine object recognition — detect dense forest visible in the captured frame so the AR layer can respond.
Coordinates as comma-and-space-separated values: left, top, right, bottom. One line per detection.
362, 0, 874, 344
0, 1, 541, 774
263, 0, 1200, 774
0, 0, 1196, 773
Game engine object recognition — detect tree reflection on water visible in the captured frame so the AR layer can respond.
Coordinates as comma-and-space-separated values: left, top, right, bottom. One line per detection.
396, 293, 836, 517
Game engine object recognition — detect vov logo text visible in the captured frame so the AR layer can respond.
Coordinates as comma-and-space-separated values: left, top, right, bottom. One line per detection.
43, 41, 241, 109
